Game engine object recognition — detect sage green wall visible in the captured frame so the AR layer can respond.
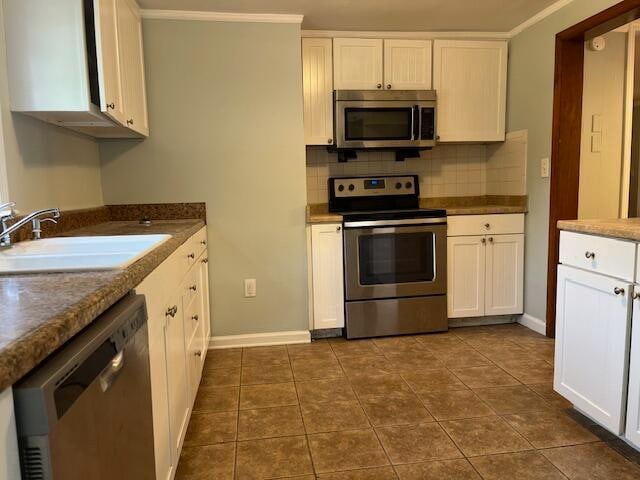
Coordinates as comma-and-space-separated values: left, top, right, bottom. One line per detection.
99, 20, 308, 337
507, 0, 618, 324
0, 4, 103, 211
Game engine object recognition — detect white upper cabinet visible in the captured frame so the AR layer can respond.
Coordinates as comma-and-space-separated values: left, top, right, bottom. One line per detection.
302, 38, 334, 146
555, 264, 632, 434
433, 40, 508, 142
4, 0, 148, 138
333, 38, 383, 90
383, 40, 432, 90
117, 0, 149, 136
95, 0, 126, 125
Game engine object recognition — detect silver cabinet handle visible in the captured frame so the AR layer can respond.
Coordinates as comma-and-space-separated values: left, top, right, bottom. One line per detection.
481, 238, 486, 244
190, 285, 197, 292
376, 83, 382, 89
614, 287, 625, 296
188, 252, 195, 259
585, 251, 596, 259
166, 305, 178, 317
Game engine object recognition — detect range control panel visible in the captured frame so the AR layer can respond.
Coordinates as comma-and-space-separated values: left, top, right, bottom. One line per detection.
332, 176, 417, 198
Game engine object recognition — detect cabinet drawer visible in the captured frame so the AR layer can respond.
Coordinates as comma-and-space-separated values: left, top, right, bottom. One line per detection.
447, 214, 524, 236
192, 227, 208, 258
559, 231, 636, 281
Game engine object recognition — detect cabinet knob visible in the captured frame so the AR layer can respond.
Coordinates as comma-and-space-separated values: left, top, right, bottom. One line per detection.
488, 237, 494, 243
126, 118, 134, 125
192, 314, 199, 321
585, 251, 596, 259
107, 102, 115, 109
200, 240, 207, 246
336, 225, 342, 232
481, 238, 486, 244
632, 291, 639, 300
376, 83, 382, 89
190, 284, 197, 292
614, 287, 625, 296
166, 305, 178, 317
188, 252, 195, 259
195, 350, 202, 357
484, 223, 491, 229
202, 258, 209, 264
386, 84, 392, 89
328, 138, 333, 144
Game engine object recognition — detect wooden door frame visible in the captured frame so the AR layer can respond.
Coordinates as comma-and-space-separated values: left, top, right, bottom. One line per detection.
546, 0, 640, 337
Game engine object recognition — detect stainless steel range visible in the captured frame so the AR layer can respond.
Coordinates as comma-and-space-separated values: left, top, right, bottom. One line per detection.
329, 175, 448, 339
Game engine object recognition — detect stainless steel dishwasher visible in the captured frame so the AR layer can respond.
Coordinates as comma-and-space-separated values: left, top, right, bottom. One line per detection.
13, 293, 155, 480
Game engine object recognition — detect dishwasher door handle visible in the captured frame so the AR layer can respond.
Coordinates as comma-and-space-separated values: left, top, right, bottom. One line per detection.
99, 350, 125, 392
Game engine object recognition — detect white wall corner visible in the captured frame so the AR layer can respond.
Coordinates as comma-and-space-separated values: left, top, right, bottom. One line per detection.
518, 313, 547, 335
140, 9, 304, 24
209, 330, 311, 349
509, 0, 576, 38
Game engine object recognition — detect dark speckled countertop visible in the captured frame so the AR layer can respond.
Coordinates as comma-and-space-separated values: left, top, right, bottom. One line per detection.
0, 219, 205, 391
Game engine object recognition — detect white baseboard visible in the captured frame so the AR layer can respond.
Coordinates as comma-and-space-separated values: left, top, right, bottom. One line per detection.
518, 313, 546, 335
208, 330, 311, 349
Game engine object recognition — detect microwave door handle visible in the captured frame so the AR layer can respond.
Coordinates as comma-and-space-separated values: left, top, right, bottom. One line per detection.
413, 105, 420, 140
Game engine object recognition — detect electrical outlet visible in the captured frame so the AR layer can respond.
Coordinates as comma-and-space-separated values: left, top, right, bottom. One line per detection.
541, 157, 550, 178
244, 279, 257, 297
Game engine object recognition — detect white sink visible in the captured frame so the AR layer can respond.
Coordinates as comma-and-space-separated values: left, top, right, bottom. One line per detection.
0, 234, 171, 274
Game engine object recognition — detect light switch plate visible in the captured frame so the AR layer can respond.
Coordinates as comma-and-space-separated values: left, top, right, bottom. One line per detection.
541, 157, 550, 178
244, 278, 257, 297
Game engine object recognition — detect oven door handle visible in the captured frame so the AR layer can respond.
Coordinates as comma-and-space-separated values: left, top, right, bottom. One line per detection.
344, 218, 447, 228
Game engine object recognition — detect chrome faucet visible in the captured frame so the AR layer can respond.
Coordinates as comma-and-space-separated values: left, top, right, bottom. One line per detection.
0, 202, 61, 247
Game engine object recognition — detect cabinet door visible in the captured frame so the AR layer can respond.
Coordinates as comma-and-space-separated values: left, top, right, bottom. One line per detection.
433, 40, 507, 142
555, 265, 632, 434
302, 38, 334, 146
383, 39, 432, 90
117, 0, 149, 136
94, 0, 126, 125
311, 223, 345, 329
164, 293, 190, 461
0, 388, 20, 480
135, 269, 173, 480
626, 286, 640, 448
198, 255, 211, 354
333, 38, 383, 90
485, 234, 524, 316
447, 236, 486, 318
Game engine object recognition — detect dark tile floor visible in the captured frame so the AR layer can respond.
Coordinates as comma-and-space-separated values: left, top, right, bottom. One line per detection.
175, 324, 640, 479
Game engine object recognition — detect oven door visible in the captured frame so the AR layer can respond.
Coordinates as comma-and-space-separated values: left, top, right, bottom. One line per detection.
344, 221, 447, 301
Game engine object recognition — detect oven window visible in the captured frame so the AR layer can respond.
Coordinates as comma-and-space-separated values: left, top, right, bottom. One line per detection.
344, 108, 413, 141
358, 232, 435, 285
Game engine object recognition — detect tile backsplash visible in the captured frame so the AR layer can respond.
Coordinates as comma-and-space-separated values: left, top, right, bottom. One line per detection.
306, 130, 527, 204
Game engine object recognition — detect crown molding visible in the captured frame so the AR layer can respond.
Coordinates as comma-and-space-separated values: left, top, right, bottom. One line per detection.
140, 9, 304, 24
509, 0, 575, 37
301, 29, 510, 40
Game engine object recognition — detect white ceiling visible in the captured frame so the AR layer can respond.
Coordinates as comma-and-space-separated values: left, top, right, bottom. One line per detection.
138, 0, 560, 32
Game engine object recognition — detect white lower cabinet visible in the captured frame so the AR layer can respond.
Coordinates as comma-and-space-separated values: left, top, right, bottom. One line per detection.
135, 226, 210, 480
626, 285, 640, 448
554, 264, 631, 434
447, 214, 524, 319
0, 388, 20, 480
309, 223, 345, 330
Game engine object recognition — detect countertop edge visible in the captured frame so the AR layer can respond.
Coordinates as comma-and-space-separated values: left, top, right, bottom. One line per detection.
0, 220, 205, 391
557, 220, 640, 242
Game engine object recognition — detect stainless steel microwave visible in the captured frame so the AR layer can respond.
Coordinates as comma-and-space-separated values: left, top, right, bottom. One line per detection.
334, 90, 437, 149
